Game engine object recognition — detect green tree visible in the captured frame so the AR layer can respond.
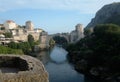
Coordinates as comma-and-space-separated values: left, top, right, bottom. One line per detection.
84, 28, 93, 36
18, 42, 31, 54
28, 34, 34, 47
8, 42, 31, 54
34, 40, 40, 45
3, 32, 12, 38
1, 27, 5, 30
49, 38, 55, 46
67, 24, 120, 80
0, 45, 24, 55
8, 42, 18, 49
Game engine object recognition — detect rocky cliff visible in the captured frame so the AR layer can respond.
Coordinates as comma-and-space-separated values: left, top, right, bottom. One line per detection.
0, 55, 49, 82
86, 2, 120, 28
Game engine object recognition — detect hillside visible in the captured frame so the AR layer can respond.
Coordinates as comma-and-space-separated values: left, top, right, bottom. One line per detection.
86, 2, 120, 28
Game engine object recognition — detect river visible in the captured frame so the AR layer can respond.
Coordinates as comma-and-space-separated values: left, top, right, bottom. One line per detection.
36, 46, 94, 82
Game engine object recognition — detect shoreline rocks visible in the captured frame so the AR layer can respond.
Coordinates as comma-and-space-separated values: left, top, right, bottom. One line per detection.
0, 55, 49, 82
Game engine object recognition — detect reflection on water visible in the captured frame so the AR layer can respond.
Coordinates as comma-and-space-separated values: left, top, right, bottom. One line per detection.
50, 46, 67, 64
36, 46, 94, 82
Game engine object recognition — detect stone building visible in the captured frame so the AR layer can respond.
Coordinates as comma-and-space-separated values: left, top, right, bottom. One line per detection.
13, 34, 28, 42
29, 32, 40, 41
34, 28, 43, 33
25, 21, 34, 31
1, 20, 44, 42
39, 31, 49, 49
70, 24, 84, 43
10, 21, 43, 42
3, 20, 17, 30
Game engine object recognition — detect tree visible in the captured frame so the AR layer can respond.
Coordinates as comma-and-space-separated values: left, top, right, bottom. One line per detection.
3, 32, 12, 38
67, 24, 120, 80
8, 41, 31, 54
17, 42, 31, 54
28, 34, 34, 47
18, 25, 26, 29
1, 27, 5, 30
49, 38, 55, 46
84, 28, 93, 36
8, 42, 18, 49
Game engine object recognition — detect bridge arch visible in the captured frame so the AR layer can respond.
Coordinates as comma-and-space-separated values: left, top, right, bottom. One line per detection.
52, 36, 68, 44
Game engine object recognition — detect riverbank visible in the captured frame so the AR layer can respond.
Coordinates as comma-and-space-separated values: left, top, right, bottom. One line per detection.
66, 24, 120, 82
67, 51, 120, 82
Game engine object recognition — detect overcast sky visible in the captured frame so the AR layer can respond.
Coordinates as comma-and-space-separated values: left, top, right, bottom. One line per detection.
0, 0, 119, 34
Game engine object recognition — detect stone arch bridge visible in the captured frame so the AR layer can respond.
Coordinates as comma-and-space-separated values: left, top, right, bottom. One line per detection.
48, 33, 70, 43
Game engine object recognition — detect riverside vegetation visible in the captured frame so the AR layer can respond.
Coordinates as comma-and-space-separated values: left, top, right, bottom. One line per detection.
67, 24, 120, 82
67, 3, 120, 82
0, 45, 24, 54
0, 34, 39, 55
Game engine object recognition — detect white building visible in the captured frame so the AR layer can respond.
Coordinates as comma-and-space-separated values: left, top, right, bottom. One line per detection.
4, 20, 17, 30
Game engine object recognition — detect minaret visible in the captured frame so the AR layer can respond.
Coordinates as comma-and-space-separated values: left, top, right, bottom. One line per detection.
25, 21, 34, 31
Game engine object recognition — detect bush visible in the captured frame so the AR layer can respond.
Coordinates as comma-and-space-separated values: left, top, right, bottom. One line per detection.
0, 45, 24, 55
67, 24, 120, 80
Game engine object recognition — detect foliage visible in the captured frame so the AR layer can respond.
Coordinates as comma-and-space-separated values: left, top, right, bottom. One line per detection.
1, 27, 5, 30
34, 40, 40, 45
67, 24, 120, 80
3, 32, 12, 38
8, 42, 18, 49
53, 36, 68, 45
18, 25, 26, 29
28, 34, 34, 47
0, 45, 24, 55
7, 35, 39, 54
17, 42, 31, 54
84, 28, 93, 36
8, 42, 31, 54
49, 38, 55, 46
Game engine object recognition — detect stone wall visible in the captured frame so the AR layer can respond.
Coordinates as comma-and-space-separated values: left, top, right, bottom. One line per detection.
30, 33, 40, 41
0, 55, 49, 82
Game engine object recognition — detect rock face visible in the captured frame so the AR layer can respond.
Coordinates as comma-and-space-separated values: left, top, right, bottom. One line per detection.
0, 55, 49, 82
86, 2, 120, 28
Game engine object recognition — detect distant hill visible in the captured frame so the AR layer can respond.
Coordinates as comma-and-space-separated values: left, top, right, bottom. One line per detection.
86, 2, 120, 28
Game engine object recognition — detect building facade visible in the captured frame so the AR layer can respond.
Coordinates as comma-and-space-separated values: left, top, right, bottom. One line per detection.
25, 21, 34, 31
4, 20, 17, 30
39, 31, 49, 49
70, 24, 84, 43
1, 20, 44, 42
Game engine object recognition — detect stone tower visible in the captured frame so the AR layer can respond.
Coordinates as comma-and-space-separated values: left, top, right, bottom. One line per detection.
39, 31, 49, 49
75, 24, 84, 41
75, 24, 84, 33
25, 21, 34, 31
70, 24, 84, 43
